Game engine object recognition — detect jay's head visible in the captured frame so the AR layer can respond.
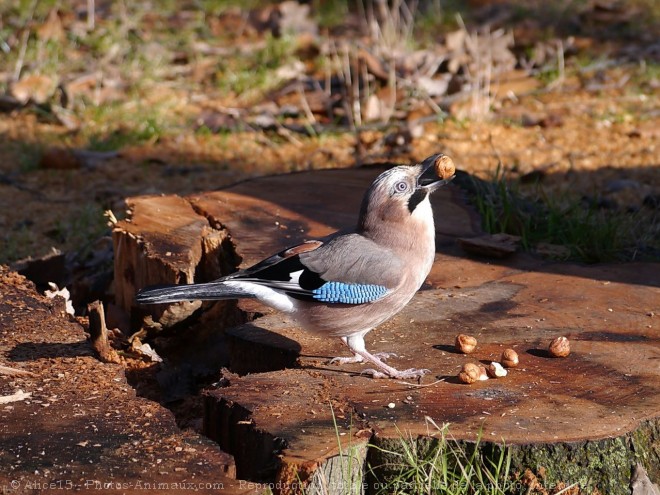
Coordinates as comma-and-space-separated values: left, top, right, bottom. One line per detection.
358, 154, 455, 231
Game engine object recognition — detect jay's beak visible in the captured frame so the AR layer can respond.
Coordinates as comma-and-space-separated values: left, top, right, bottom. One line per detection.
416, 154, 455, 192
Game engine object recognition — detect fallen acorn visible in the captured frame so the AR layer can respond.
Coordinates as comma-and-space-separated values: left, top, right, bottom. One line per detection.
549, 336, 570, 358
458, 363, 482, 384
455, 334, 477, 354
501, 348, 519, 368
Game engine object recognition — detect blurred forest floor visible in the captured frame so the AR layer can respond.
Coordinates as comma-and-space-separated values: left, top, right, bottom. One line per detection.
0, 0, 658, 274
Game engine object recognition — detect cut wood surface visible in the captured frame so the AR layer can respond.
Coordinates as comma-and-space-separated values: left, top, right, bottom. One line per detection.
112, 166, 660, 494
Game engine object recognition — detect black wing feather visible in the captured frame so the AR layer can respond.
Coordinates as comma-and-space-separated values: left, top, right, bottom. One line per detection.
226, 241, 327, 301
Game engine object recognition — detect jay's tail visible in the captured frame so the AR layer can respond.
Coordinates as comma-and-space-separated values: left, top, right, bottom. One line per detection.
135, 281, 254, 304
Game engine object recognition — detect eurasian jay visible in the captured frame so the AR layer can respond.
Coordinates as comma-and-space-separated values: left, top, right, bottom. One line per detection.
136, 154, 455, 380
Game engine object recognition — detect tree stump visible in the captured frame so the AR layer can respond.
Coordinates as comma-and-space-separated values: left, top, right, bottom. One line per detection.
113, 166, 660, 494
0, 267, 259, 495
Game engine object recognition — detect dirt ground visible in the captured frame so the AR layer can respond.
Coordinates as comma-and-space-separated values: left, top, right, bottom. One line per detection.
1, 82, 657, 266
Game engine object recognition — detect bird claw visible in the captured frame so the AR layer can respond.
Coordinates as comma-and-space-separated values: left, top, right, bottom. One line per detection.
360, 368, 389, 379
329, 355, 363, 365
395, 368, 431, 380
361, 367, 431, 380
329, 352, 396, 366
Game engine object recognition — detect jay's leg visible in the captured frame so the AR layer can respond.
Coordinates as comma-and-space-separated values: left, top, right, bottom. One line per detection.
329, 336, 396, 365
344, 334, 430, 380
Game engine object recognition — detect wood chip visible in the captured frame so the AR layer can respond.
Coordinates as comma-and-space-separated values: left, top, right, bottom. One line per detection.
458, 233, 521, 258
87, 301, 122, 364
0, 389, 32, 404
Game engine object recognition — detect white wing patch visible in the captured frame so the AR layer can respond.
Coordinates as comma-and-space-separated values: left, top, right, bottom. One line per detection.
289, 269, 304, 284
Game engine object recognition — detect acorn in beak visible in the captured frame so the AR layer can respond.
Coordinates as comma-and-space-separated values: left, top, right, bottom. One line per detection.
417, 154, 456, 191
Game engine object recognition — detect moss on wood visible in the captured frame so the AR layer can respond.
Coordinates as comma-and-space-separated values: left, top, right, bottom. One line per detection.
365, 419, 659, 495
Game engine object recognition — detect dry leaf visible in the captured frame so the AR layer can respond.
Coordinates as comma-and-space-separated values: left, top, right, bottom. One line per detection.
275, 60, 306, 80
37, 9, 65, 42
133, 343, 163, 363
358, 48, 389, 81
51, 106, 81, 131
274, 1, 318, 37
64, 73, 99, 100
364, 94, 384, 122
11, 74, 58, 104
416, 75, 450, 97
445, 29, 467, 52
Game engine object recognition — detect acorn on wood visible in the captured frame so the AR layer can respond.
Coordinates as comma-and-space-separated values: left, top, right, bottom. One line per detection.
455, 334, 477, 354
458, 363, 481, 384
434, 154, 456, 180
549, 336, 570, 357
458, 363, 489, 384
501, 349, 519, 368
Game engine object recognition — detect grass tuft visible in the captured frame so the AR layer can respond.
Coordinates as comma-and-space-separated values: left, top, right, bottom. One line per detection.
465, 166, 660, 263
292, 409, 515, 494
368, 419, 513, 494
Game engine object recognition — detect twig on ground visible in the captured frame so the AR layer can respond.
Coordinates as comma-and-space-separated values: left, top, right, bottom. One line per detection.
12, 0, 38, 82
0, 365, 36, 377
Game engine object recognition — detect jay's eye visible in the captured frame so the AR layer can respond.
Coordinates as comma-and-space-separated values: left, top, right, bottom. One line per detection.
394, 180, 409, 193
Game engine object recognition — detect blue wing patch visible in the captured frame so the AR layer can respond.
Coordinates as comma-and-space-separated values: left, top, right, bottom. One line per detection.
311, 282, 388, 304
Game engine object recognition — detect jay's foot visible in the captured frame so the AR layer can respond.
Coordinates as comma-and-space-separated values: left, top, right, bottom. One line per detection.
328, 352, 397, 366
340, 335, 430, 380
351, 348, 430, 380
361, 367, 431, 380
329, 354, 363, 365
